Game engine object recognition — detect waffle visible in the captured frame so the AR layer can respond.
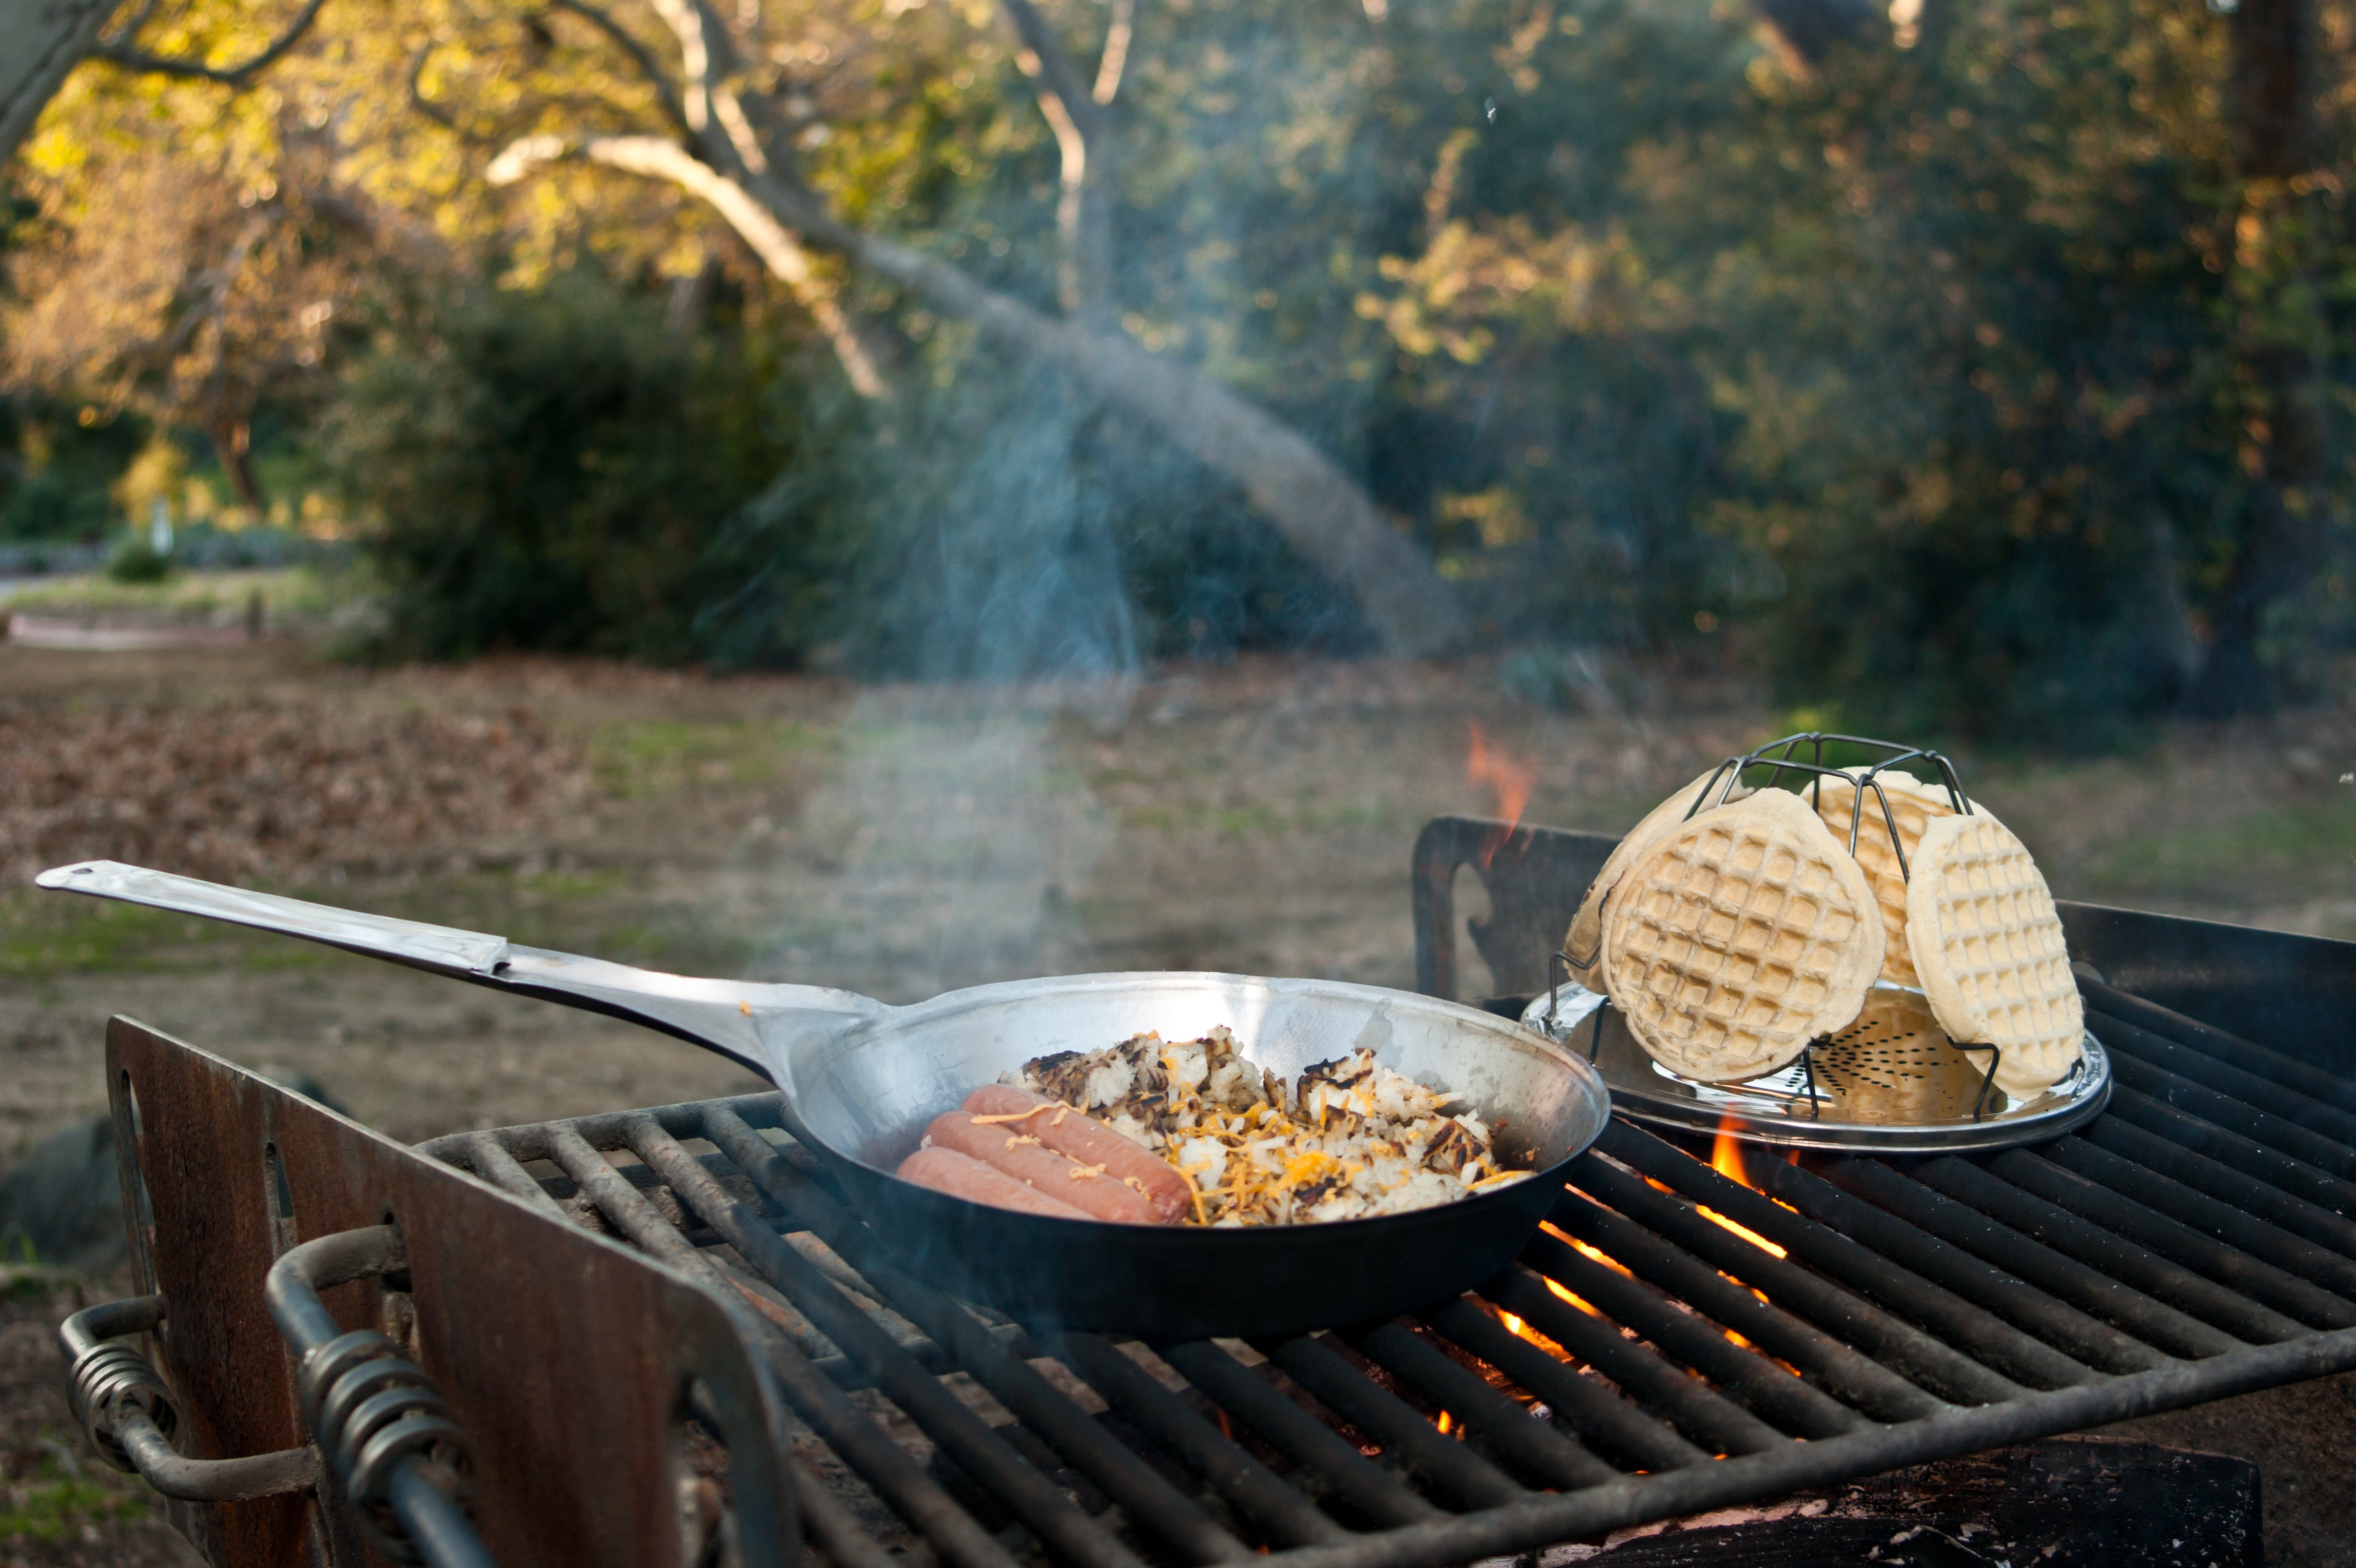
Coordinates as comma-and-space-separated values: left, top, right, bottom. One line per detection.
1564, 768, 1747, 989
1905, 811, 2083, 1097
1601, 788, 1883, 1083
1812, 769, 1972, 989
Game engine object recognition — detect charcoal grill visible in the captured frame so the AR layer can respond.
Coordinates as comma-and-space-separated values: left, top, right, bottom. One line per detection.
57, 815, 2356, 1568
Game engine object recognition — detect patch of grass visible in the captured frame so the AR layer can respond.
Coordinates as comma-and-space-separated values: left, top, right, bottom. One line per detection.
1117, 798, 1408, 837
586, 718, 832, 799
5, 565, 348, 623
0, 892, 333, 978
2079, 804, 2356, 899
0, 1445, 149, 1540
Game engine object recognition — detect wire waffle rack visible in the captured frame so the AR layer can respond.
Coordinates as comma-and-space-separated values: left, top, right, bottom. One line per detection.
1545, 732, 2110, 1153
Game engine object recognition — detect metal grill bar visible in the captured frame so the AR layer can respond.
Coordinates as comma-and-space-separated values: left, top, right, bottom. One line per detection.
1602, 1124, 2105, 1387
420, 922, 2356, 1568
1539, 1191, 1949, 1423
2104, 1086, 2356, 1218
627, 1120, 1165, 1568
2082, 976, 2356, 1118
1480, 1267, 1781, 1457
1254, 1336, 1527, 1509
1419, 1300, 1710, 1472
643, 1116, 1252, 1566
2047, 1132, 2356, 1295
2108, 1053, 2356, 1181
1553, 1162, 2020, 1406
1987, 1147, 2356, 1328
1154, 1341, 1441, 1528
1339, 1323, 1616, 1490
1512, 1232, 1863, 1440
1820, 1158, 2244, 1359
1915, 1153, 2303, 1343
2092, 1009, 2356, 1147
1048, 1333, 1352, 1547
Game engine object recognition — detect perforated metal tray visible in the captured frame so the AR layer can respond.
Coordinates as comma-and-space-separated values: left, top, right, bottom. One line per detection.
1522, 984, 2112, 1153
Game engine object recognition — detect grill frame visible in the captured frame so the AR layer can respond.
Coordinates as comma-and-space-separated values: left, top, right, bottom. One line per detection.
107, 812, 2356, 1568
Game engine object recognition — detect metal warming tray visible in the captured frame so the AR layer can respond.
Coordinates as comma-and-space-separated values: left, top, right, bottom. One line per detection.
1519, 983, 2113, 1153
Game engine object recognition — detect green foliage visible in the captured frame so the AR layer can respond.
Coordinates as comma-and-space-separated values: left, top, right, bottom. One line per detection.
0, 400, 150, 543
1686, 0, 2256, 741
327, 279, 841, 663
103, 539, 172, 582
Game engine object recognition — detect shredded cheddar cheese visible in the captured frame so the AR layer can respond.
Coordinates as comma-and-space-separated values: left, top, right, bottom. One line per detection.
1005, 1027, 1532, 1227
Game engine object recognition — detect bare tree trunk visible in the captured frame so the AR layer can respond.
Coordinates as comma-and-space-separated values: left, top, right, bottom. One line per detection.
2188, 0, 2324, 716
0, 0, 117, 166
206, 417, 265, 513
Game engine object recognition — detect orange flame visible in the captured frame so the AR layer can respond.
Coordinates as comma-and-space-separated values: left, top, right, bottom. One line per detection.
1491, 1304, 1577, 1362
1711, 1125, 1748, 1188
1467, 721, 1538, 867
1697, 1119, 1788, 1259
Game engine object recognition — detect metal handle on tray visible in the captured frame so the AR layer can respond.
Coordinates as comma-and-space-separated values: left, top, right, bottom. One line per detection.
266, 1224, 496, 1568
34, 860, 885, 1079
60, 1295, 320, 1502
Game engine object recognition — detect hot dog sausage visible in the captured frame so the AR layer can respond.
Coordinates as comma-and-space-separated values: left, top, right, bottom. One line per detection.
896, 1146, 1094, 1219
922, 1111, 1168, 1225
961, 1084, 1194, 1223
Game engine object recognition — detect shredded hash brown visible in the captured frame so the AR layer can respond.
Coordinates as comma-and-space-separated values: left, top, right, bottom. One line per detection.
1005, 1027, 1529, 1225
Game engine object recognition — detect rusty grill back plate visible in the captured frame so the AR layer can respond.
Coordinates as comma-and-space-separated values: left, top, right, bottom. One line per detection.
105, 1016, 796, 1568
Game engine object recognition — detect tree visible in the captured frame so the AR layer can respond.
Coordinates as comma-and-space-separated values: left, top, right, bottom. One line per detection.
2186, 0, 2332, 714
0, 0, 330, 167
456, 0, 1466, 657
4, 0, 346, 512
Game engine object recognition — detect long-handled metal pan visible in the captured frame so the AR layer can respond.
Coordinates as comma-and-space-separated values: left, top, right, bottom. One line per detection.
38, 860, 1611, 1337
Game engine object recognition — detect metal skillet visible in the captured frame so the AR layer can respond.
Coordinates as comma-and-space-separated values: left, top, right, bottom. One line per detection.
40, 860, 1611, 1338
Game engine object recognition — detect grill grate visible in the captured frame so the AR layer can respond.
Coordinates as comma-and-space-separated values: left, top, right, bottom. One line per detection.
418, 968, 2356, 1568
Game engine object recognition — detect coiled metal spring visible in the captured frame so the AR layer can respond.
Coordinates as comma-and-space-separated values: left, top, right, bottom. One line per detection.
66, 1337, 178, 1471
296, 1327, 470, 1564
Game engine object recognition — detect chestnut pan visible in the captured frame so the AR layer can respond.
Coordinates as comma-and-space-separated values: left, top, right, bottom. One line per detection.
38, 860, 1610, 1337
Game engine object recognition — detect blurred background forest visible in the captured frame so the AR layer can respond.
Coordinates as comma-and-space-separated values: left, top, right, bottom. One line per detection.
4, 0, 2350, 739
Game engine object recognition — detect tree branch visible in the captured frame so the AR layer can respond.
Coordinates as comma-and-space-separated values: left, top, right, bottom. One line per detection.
999, 0, 1114, 317
548, 0, 692, 136
93, 0, 331, 85
642, 0, 772, 173
492, 132, 882, 396
999, 0, 1103, 140
1092, 0, 1133, 104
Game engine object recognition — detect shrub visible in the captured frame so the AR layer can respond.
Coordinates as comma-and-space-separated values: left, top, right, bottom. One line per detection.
103, 539, 172, 582
326, 279, 832, 663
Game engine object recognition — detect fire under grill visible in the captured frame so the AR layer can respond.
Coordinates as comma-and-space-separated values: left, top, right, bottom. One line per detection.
64, 819, 2356, 1567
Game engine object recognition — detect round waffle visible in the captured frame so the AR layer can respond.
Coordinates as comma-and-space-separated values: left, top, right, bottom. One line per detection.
1905, 811, 2083, 1097
1563, 769, 1747, 989
1601, 788, 1884, 1083
1812, 769, 1973, 989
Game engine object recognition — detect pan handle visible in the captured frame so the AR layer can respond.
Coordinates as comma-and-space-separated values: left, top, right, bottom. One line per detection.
35, 861, 886, 1081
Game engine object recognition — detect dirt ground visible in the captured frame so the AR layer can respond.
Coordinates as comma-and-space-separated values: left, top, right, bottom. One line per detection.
6, 637, 2356, 1564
